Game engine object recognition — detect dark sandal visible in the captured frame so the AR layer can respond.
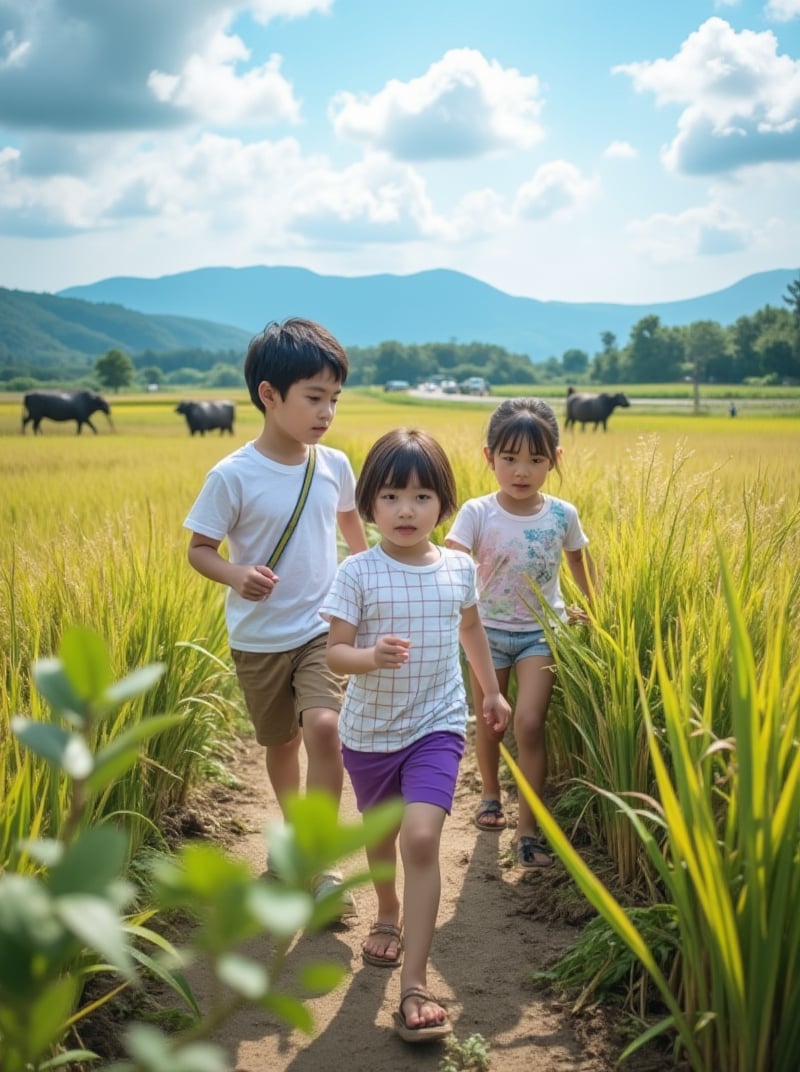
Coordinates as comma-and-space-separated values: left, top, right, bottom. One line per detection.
393, 987, 452, 1043
361, 921, 403, 967
473, 798, 507, 831
516, 835, 553, 869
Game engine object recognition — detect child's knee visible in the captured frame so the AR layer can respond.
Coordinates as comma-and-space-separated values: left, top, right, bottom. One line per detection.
303, 707, 341, 750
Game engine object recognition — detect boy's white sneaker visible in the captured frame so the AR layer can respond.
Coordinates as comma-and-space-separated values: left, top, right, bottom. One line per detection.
311, 869, 358, 920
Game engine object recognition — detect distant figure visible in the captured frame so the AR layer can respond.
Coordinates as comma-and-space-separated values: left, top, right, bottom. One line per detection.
729, 401, 738, 418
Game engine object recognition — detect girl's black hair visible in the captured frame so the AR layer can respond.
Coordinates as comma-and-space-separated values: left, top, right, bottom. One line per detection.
356, 428, 458, 524
486, 398, 562, 475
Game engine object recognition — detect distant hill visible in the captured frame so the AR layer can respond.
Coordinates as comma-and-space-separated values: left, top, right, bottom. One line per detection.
58, 264, 799, 360
0, 287, 251, 367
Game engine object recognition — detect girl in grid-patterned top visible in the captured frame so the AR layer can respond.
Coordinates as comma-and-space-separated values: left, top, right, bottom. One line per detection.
321, 428, 510, 1045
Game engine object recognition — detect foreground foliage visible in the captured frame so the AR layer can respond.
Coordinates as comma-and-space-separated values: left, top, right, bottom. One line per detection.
0, 628, 401, 1071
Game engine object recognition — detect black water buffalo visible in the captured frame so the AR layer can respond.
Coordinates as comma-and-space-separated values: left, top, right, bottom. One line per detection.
176, 400, 235, 436
565, 389, 630, 432
22, 389, 113, 435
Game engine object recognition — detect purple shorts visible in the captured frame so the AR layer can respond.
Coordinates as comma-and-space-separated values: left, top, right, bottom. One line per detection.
342, 732, 465, 814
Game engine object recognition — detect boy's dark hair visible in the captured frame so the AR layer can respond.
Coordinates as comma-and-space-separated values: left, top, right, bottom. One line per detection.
356, 428, 458, 525
486, 397, 562, 476
244, 317, 349, 412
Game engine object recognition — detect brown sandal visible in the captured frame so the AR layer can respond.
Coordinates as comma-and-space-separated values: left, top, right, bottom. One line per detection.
393, 987, 452, 1043
361, 921, 403, 968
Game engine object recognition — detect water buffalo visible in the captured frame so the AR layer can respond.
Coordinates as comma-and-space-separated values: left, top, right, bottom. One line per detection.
22, 389, 113, 435
176, 400, 235, 436
565, 389, 630, 432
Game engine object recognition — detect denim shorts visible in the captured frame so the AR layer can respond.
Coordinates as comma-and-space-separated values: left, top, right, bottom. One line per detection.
484, 626, 553, 669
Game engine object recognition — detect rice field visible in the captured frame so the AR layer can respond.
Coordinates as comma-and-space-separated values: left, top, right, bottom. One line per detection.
1, 387, 799, 1071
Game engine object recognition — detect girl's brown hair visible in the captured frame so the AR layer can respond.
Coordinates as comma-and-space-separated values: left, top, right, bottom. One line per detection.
356, 428, 458, 524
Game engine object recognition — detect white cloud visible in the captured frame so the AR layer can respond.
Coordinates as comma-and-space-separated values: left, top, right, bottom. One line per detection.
148, 38, 301, 125
626, 203, 754, 263
514, 161, 598, 220
614, 17, 800, 174
765, 0, 800, 21
248, 0, 334, 23
330, 48, 544, 161
604, 139, 638, 159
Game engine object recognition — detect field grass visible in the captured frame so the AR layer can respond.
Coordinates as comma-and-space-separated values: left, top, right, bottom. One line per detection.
2, 385, 799, 1070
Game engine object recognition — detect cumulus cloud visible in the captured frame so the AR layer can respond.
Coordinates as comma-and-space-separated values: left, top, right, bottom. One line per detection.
0, 1, 304, 131
513, 161, 598, 220
766, 0, 800, 21
626, 203, 754, 263
614, 17, 800, 174
249, 0, 333, 21
604, 140, 638, 159
330, 47, 544, 161
148, 40, 300, 125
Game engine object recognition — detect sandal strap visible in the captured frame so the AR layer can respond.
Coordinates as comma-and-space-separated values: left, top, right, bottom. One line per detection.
477, 798, 502, 814
367, 922, 402, 939
399, 987, 439, 1012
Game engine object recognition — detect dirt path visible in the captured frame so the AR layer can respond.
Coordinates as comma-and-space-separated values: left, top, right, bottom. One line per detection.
185, 732, 631, 1072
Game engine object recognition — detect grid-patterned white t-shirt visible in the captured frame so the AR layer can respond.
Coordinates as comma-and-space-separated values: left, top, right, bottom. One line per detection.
320, 544, 477, 753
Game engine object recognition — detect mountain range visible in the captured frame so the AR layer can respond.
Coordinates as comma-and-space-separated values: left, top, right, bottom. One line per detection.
59, 265, 798, 361
1, 265, 796, 368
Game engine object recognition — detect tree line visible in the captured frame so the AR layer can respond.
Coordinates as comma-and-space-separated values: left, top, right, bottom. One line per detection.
2, 277, 798, 392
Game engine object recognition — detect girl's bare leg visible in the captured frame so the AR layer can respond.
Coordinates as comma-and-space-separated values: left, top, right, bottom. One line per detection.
469, 666, 511, 827
361, 829, 402, 963
397, 802, 448, 1028
512, 655, 556, 840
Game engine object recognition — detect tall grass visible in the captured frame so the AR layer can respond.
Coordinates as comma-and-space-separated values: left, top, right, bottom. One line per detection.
1, 393, 799, 1068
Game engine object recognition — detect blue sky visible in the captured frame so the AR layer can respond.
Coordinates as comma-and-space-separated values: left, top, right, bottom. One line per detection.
1, 0, 799, 303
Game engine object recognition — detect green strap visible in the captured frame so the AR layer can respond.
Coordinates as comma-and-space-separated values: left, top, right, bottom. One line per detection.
265, 446, 316, 570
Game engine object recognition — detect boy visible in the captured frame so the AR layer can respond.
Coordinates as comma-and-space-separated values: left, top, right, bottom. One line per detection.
183, 317, 368, 910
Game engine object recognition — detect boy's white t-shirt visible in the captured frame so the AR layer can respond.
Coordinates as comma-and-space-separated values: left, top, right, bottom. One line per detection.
447, 492, 588, 628
184, 441, 356, 652
320, 544, 477, 753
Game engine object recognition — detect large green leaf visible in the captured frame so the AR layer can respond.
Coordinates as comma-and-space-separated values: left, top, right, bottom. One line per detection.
60, 627, 112, 702
50, 826, 129, 897
87, 713, 183, 793
103, 663, 166, 708
10, 718, 93, 778
25, 974, 82, 1067
31, 658, 88, 723
216, 953, 269, 999
54, 895, 135, 979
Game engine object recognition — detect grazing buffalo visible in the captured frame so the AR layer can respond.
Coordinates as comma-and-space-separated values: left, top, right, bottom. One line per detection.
22, 389, 113, 435
565, 388, 630, 432
176, 400, 235, 436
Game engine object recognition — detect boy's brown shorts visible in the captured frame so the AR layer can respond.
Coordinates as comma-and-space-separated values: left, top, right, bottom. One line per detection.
230, 633, 346, 746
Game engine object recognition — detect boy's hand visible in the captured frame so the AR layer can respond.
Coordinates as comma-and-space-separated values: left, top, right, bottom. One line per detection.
482, 692, 511, 740
233, 564, 279, 602
566, 605, 590, 625
373, 635, 411, 670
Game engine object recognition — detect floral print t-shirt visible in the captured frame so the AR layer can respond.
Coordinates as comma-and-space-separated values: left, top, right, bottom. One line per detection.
447, 492, 588, 629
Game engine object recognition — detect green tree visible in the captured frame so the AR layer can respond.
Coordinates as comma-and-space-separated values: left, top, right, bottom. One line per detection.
95, 348, 135, 393
139, 365, 164, 387
562, 348, 589, 376
684, 320, 732, 411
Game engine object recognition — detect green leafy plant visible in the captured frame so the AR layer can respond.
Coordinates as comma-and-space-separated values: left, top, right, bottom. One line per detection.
0, 626, 403, 1072
439, 1031, 491, 1072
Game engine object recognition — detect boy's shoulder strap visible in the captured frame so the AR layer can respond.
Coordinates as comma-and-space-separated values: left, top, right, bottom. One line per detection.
265, 446, 316, 570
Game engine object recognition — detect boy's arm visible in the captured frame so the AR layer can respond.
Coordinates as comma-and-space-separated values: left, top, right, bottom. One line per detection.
326, 617, 411, 675
188, 532, 278, 602
458, 605, 510, 738
337, 508, 369, 554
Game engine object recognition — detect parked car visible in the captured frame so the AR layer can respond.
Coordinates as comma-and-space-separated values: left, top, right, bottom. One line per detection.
460, 376, 490, 396
440, 379, 459, 394
384, 379, 411, 392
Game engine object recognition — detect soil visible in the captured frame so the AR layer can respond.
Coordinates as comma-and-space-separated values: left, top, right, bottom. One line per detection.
79, 730, 675, 1072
